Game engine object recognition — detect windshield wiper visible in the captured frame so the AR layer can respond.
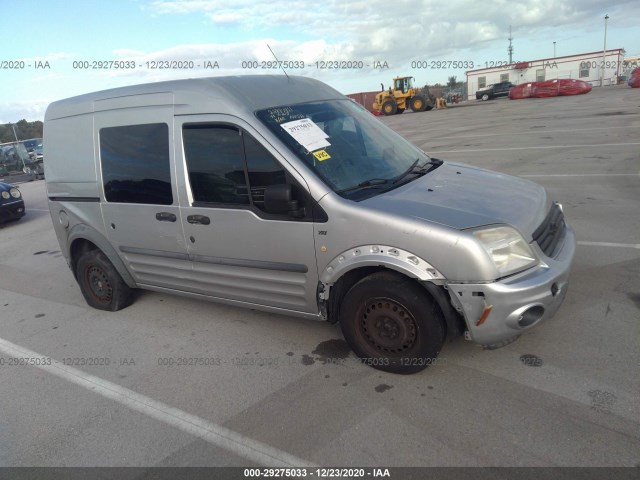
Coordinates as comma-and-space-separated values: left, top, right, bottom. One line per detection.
390, 157, 442, 185
335, 178, 393, 195
336, 158, 443, 196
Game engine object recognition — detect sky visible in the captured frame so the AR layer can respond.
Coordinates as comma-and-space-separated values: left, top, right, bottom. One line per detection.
1, 0, 638, 123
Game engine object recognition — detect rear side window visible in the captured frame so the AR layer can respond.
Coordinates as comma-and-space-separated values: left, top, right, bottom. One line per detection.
100, 123, 173, 205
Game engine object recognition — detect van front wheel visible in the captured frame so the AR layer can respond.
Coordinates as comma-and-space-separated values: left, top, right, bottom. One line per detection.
76, 249, 133, 311
339, 274, 445, 374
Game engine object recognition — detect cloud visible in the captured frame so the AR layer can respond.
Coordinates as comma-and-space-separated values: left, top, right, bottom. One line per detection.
0, 102, 48, 124
146, 0, 640, 58
18, 52, 74, 63
3, 0, 638, 121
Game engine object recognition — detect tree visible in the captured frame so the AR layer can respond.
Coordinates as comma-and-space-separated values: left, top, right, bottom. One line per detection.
447, 76, 458, 89
0, 120, 43, 143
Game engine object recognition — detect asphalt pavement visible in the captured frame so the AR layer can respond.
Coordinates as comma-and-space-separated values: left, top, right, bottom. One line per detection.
0, 84, 638, 470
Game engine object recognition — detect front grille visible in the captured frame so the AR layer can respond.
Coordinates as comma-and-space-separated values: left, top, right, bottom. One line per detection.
532, 203, 566, 257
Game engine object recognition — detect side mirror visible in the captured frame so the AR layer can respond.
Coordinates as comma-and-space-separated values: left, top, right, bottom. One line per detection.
264, 184, 306, 218
264, 184, 291, 214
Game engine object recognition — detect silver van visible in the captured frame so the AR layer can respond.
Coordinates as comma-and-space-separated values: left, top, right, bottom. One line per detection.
44, 75, 575, 373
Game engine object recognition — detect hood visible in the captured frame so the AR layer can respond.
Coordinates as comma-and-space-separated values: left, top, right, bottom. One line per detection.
361, 162, 548, 238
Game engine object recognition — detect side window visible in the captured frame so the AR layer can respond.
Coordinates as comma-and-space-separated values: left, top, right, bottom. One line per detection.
478, 77, 486, 89
244, 134, 286, 211
100, 123, 172, 205
579, 62, 589, 78
183, 125, 249, 205
182, 123, 320, 220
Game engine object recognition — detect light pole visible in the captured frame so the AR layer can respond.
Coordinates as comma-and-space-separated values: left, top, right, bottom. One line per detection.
601, 14, 609, 86
553, 41, 556, 58
10, 124, 27, 172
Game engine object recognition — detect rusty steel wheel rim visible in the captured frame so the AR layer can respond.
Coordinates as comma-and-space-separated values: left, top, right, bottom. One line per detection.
357, 297, 418, 354
86, 264, 113, 305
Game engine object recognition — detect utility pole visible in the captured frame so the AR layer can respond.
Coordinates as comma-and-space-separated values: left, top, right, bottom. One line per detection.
508, 25, 513, 64
11, 124, 19, 142
601, 14, 609, 86
9, 124, 27, 171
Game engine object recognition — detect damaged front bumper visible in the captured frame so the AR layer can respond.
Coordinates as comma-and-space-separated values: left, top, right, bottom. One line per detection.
447, 224, 576, 347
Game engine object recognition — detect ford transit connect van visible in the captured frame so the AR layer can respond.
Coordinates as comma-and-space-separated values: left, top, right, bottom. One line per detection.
44, 75, 575, 373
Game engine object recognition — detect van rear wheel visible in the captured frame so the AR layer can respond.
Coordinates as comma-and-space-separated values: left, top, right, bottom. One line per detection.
76, 249, 132, 311
339, 273, 445, 374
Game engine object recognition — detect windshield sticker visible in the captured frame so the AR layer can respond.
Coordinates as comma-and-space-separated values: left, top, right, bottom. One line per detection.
312, 149, 331, 162
267, 106, 305, 123
280, 118, 331, 152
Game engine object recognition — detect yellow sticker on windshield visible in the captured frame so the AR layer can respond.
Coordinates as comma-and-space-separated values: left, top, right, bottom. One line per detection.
313, 150, 331, 162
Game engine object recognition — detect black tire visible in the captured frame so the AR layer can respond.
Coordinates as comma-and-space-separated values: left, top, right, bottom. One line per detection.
410, 95, 427, 112
339, 273, 445, 374
76, 249, 133, 311
381, 99, 397, 116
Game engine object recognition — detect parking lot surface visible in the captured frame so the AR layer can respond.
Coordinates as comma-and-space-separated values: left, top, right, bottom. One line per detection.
0, 85, 638, 468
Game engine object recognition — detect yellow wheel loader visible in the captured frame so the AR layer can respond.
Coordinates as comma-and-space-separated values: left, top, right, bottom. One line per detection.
372, 76, 434, 116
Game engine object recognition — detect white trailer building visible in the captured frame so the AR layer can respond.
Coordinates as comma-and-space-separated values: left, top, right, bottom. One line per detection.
465, 48, 625, 100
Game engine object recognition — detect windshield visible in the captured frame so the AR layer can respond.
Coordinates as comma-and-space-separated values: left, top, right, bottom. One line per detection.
256, 100, 434, 200
395, 77, 413, 93
22, 138, 42, 150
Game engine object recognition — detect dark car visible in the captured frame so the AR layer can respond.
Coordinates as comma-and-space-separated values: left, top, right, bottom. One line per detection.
476, 81, 515, 101
0, 182, 25, 223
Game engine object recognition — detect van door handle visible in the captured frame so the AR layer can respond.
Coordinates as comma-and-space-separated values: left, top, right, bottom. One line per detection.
155, 212, 177, 222
187, 215, 210, 225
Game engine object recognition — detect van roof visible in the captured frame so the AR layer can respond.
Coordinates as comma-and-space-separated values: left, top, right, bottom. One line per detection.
44, 75, 345, 120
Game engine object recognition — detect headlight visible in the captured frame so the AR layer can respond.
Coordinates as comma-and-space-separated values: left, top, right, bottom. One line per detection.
473, 226, 538, 277
10, 188, 21, 199
1, 191, 9, 199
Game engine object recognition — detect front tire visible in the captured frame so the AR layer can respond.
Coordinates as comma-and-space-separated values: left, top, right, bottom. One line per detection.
381, 99, 398, 116
339, 273, 445, 374
481, 93, 490, 101
76, 249, 133, 311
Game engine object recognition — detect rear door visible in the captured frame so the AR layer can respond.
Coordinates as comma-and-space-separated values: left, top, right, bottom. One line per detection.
173, 115, 321, 314
95, 96, 190, 287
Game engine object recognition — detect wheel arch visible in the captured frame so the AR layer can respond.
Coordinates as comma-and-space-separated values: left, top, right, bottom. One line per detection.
68, 224, 136, 288
320, 246, 465, 339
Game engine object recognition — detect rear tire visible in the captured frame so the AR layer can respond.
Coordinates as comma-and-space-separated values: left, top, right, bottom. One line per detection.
339, 273, 445, 374
381, 99, 398, 116
76, 249, 133, 311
